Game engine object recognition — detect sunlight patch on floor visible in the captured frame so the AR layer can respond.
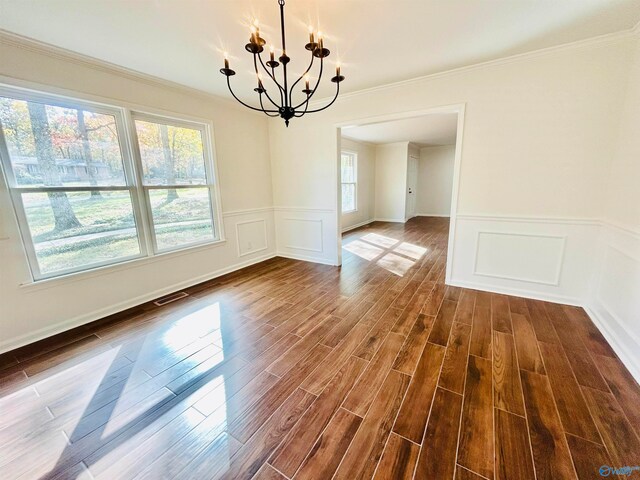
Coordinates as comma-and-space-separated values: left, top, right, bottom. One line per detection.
162, 303, 222, 350
377, 252, 415, 276
394, 242, 428, 260
361, 233, 399, 249
343, 234, 427, 276
343, 239, 384, 261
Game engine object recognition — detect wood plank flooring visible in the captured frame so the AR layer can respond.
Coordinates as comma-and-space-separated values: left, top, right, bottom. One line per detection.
1, 217, 639, 479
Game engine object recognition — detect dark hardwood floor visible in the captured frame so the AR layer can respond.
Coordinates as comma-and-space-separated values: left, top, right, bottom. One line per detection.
1, 217, 639, 479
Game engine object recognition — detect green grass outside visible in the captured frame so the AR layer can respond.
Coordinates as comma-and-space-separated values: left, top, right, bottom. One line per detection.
24, 188, 215, 274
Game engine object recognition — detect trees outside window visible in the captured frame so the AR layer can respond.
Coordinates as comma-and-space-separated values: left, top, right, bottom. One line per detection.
0, 88, 221, 280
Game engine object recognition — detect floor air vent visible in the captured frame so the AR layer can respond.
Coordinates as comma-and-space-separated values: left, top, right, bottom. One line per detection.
153, 291, 189, 306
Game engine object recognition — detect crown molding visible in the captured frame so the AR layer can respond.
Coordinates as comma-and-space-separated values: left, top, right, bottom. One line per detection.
312, 26, 638, 106
0, 29, 259, 115
2, 22, 638, 113
340, 135, 377, 147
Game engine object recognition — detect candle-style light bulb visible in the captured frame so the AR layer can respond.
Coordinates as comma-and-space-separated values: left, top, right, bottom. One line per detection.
305, 74, 310, 91
308, 25, 315, 44
269, 45, 275, 62
257, 73, 264, 88
250, 25, 257, 44
318, 31, 324, 50
223, 51, 229, 69
336, 61, 341, 76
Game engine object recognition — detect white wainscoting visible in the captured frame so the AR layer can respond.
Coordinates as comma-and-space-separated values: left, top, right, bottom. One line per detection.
587, 222, 640, 381
235, 219, 268, 257
274, 207, 339, 265
474, 231, 566, 286
449, 215, 601, 305
449, 214, 639, 383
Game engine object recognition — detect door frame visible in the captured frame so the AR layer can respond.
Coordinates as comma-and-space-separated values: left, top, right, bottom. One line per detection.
334, 103, 466, 284
406, 152, 419, 221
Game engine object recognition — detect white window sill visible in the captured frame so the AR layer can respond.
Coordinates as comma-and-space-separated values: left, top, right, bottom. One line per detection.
342, 209, 358, 215
20, 237, 227, 292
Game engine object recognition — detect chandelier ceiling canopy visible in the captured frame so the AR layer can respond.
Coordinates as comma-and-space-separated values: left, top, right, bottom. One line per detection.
220, 0, 344, 127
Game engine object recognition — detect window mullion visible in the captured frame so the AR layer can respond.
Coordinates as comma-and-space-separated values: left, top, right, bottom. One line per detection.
122, 108, 156, 256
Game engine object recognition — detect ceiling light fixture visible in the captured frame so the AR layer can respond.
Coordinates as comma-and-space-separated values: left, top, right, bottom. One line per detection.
219, 0, 345, 127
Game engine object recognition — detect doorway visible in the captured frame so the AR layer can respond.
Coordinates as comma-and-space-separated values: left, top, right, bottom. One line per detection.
336, 105, 465, 282
406, 154, 418, 220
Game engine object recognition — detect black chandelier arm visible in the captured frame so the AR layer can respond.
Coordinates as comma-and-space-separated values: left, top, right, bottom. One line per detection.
288, 53, 315, 104
252, 55, 281, 109
259, 94, 281, 117
226, 76, 279, 113
292, 57, 323, 110
256, 51, 286, 102
301, 81, 340, 114
293, 97, 311, 118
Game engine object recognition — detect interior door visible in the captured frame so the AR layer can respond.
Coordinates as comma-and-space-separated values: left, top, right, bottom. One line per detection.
406, 156, 418, 219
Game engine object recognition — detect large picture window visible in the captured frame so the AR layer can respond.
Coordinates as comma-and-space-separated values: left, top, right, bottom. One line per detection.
341, 151, 357, 213
0, 87, 221, 280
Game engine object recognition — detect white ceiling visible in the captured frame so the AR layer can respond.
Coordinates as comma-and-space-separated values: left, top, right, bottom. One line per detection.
1, 0, 639, 102
342, 114, 458, 147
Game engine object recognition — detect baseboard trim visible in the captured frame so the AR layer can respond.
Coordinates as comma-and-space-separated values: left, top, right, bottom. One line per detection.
447, 278, 583, 306
276, 251, 338, 266
342, 219, 375, 233
0, 252, 277, 354
374, 217, 406, 223
416, 213, 451, 218
449, 276, 639, 383
583, 304, 640, 383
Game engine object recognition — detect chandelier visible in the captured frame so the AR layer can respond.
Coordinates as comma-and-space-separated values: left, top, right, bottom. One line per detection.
219, 0, 345, 127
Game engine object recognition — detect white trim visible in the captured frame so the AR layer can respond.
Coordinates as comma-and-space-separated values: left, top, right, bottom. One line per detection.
2, 25, 636, 116
19, 237, 227, 292
472, 231, 567, 286
0, 29, 253, 114
0, 252, 276, 353
273, 206, 334, 213
416, 213, 451, 218
456, 214, 601, 226
276, 251, 337, 266
374, 217, 406, 223
341, 219, 375, 233
583, 304, 640, 383
222, 206, 274, 217
601, 219, 640, 239
445, 104, 466, 284
313, 27, 636, 107
235, 219, 269, 257
447, 278, 583, 307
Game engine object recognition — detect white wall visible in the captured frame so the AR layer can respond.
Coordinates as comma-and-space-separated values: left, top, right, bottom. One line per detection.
374, 142, 408, 222
588, 34, 640, 380
417, 145, 456, 217
0, 35, 276, 352
268, 31, 638, 377
340, 137, 376, 231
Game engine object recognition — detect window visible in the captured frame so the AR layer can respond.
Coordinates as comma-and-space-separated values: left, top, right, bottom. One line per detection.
0, 87, 221, 280
341, 151, 357, 213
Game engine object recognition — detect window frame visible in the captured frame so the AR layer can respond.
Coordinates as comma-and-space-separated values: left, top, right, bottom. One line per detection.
129, 112, 221, 255
341, 150, 358, 214
0, 83, 224, 282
